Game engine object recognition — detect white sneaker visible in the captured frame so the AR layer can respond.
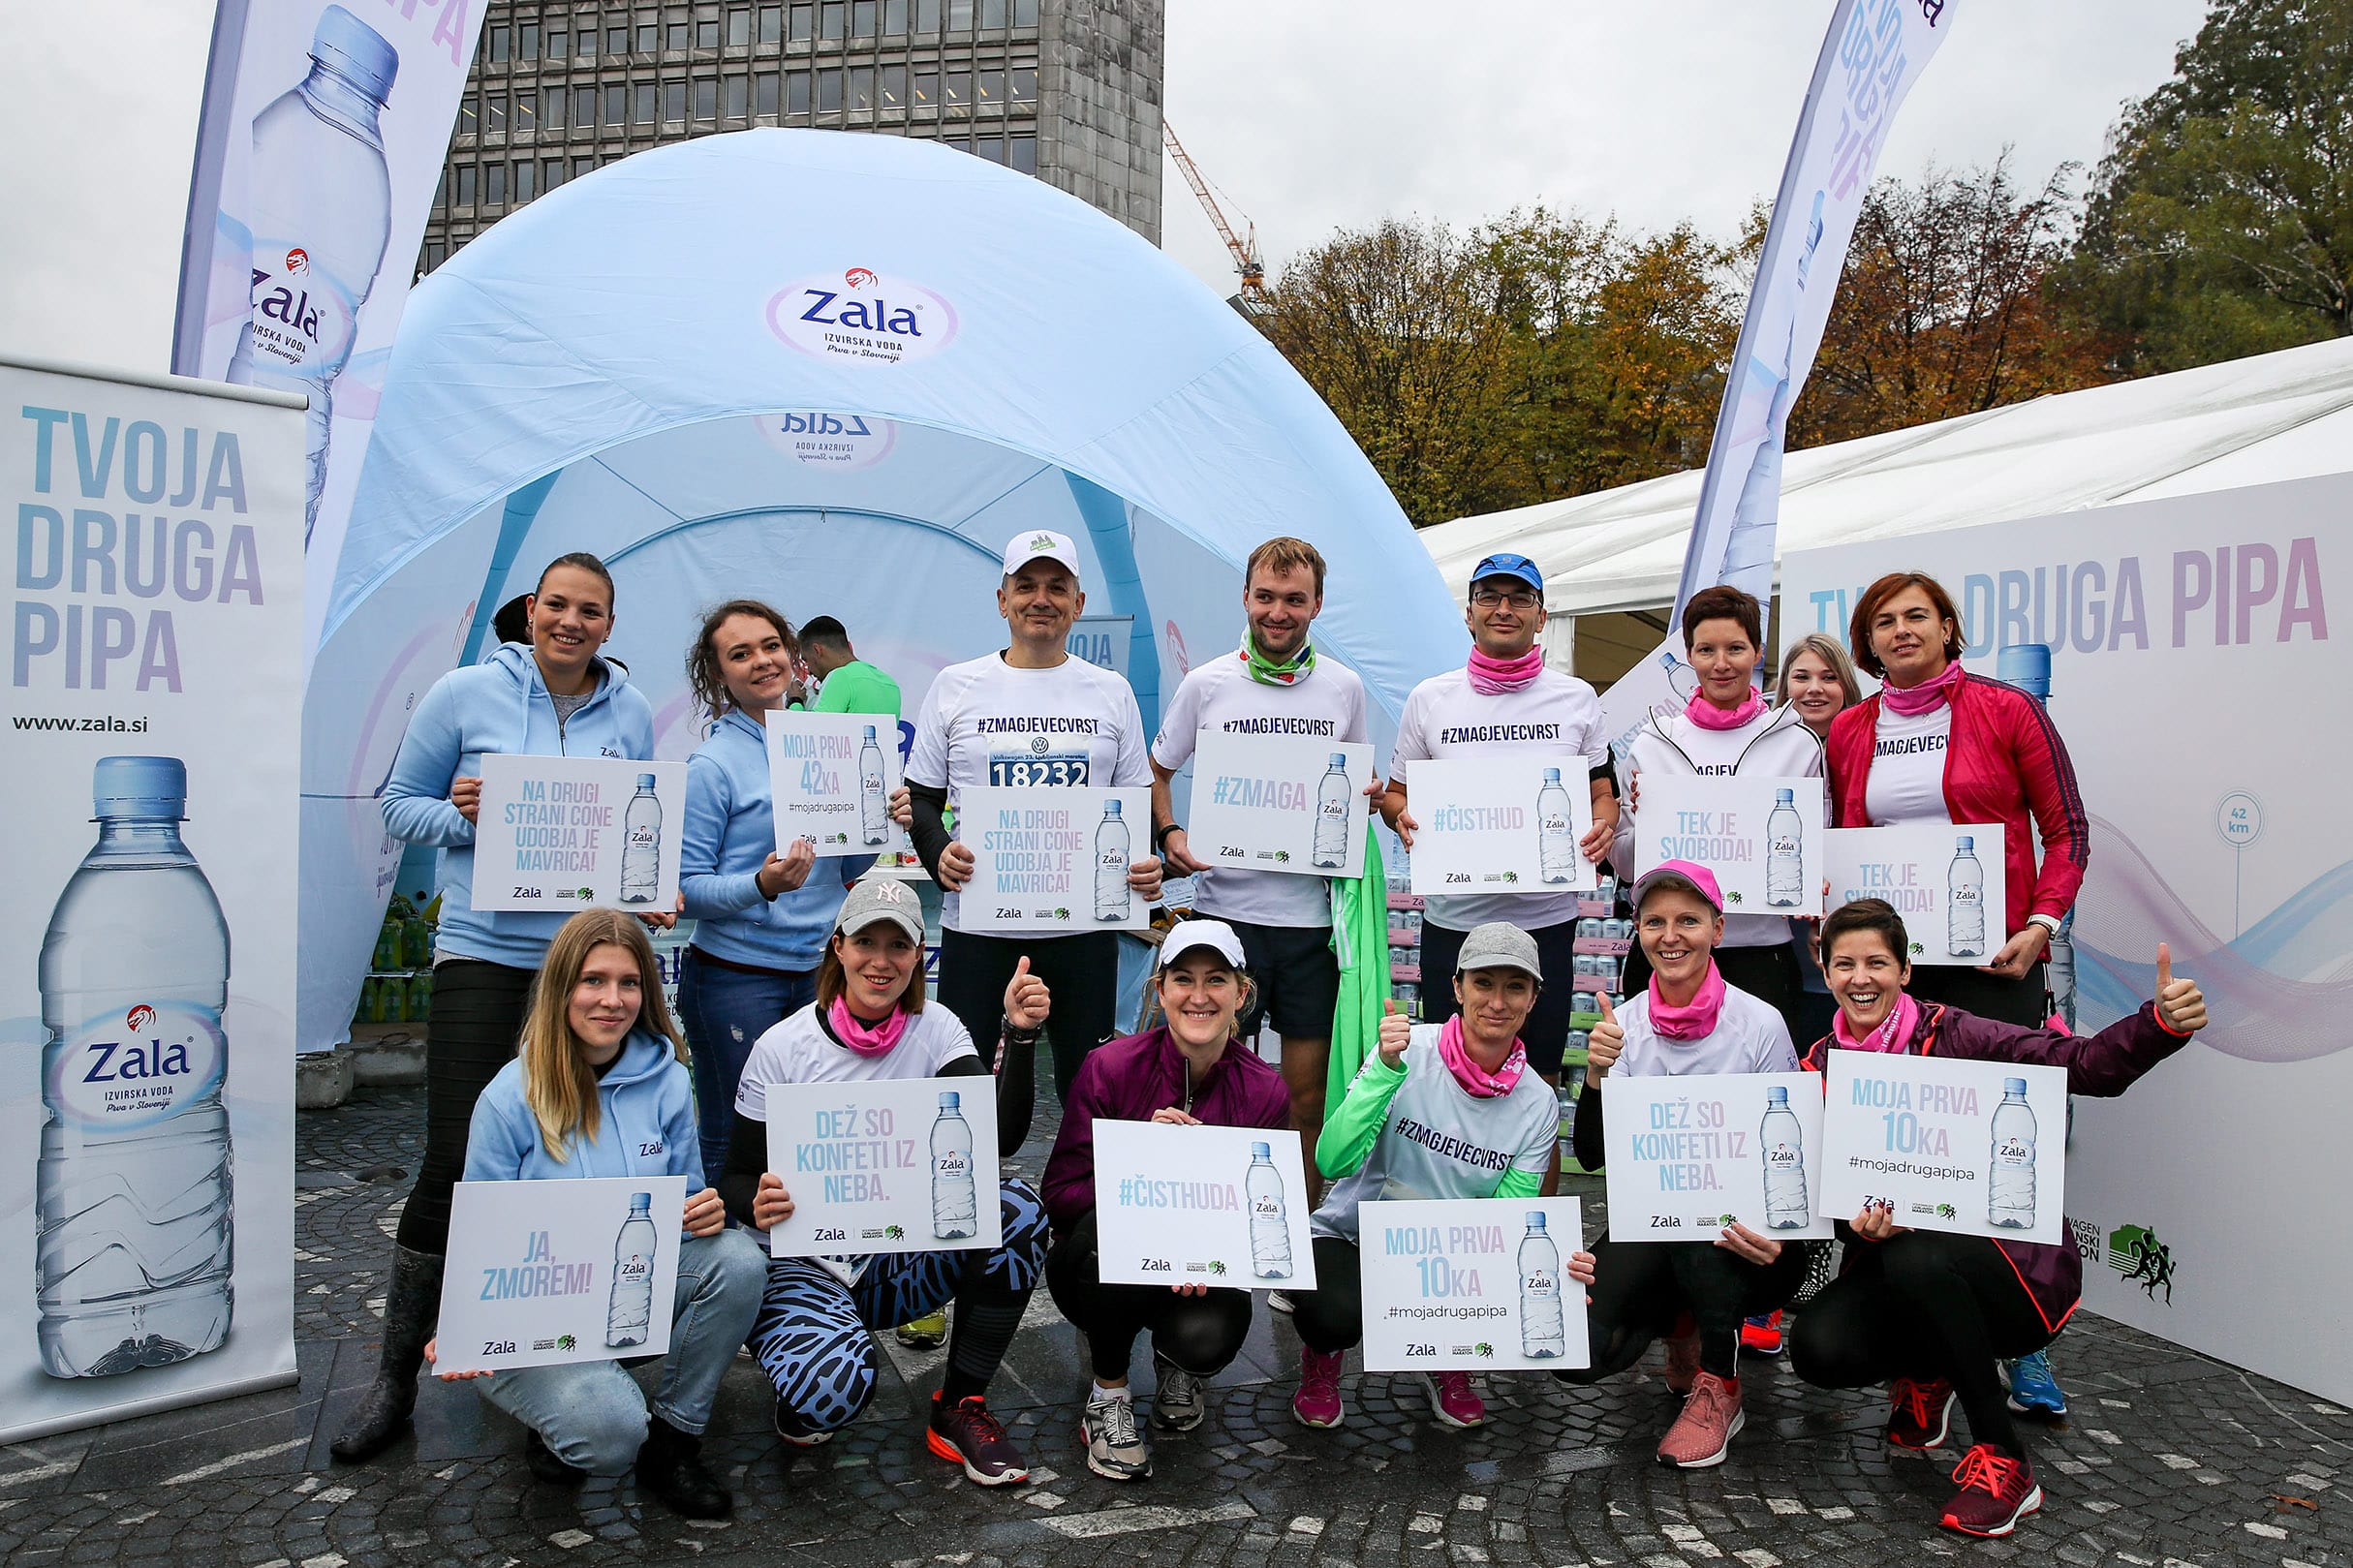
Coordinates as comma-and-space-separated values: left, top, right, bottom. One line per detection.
1151, 1356, 1208, 1432
1081, 1390, 1152, 1481
1266, 1290, 1296, 1315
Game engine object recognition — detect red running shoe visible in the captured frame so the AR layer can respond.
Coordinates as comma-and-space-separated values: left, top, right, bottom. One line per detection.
1940, 1442, 2042, 1537
926, 1393, 1030, 1487
1740, 1309, 1785, 1355
1887, 1376, 1955, 1450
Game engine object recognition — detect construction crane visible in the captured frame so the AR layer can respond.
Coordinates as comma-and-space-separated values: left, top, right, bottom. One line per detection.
1163, 120, 1267, 307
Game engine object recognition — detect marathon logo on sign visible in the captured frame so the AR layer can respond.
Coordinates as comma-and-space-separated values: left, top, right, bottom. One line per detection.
767, 267, 959, 367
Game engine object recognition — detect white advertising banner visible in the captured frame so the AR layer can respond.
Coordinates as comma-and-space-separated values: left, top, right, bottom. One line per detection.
1185, 731, 1374, 879
1092, 1121, 1316, 1290
1635, 776, 1826, 916
1819, 1051, 2067, 1245
1359, 1197, 1591, 1372
1784, 473, 2353, 1399
0, 356, 305, 1440
762, 1076, 1002, 1258
436, 1176, 688, 1374
473, 755, 687, 913
173, 0, 487, 657
1406, 755, 1597, 896
764, 711, 913, 858
1600, 1073, 1833, 1242
956, 784, 1150, 932
1825, 823, 2007, 966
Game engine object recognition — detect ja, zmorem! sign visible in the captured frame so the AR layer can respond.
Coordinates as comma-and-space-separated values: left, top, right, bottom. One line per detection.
437, 1176, 688, 1372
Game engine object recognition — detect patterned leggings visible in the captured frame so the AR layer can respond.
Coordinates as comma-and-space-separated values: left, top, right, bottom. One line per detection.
748, 1178, 1050, 1436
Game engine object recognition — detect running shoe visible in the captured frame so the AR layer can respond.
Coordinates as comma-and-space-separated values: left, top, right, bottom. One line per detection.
1940, 1442, 2042, 1537
1418, 1370, 1487, 1429
895, 1308, 948, 1349
1740, 1310, 1786, 1356
2002, 1350, 2067, 1418
1080, 1390, 1152, 1481
1656, 1371, 1745, 1468
1292, 1345, 1346, 1429
1887, 1376, 1956, 1451
1266, 1290, 1295, 1315
926, 1393, 1029, 1486
1150, 1355, 1208, 1432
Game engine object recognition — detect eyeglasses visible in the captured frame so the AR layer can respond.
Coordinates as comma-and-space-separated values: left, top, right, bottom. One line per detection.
1471, 587, 1541, 610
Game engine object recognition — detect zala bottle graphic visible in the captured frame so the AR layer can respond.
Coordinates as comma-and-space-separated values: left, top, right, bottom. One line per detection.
1765, 787, 1803, 907
1094, 799, 1130, 922
931, 1091, 977, 1241
605, 1192, 657, 1348
619, 774, 662, 904
1761, 1087, 1809, 1229
1536, 767, 1579, 884
1246, 1142, 1292, 1279
224, 6, 397, 541
38, 758, 234, 1377
1989, 1078, 2037, 1230
857, 726, 889, 846
1313, 752, 1351, 868
1948, 835, 1986, 958
1518, 1212, 1566, 1358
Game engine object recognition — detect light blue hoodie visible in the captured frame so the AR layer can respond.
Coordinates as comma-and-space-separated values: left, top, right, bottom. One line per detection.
463, 1027, 704, 1188
681, 706, 871, 970
382, 643, 657, 968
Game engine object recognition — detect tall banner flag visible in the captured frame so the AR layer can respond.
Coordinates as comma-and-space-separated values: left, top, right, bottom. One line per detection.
170, 0, 486, 658
1599, 0, 1956, 746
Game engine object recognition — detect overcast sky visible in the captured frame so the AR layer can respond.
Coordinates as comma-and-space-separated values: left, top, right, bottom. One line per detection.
1, 1, 2208, 374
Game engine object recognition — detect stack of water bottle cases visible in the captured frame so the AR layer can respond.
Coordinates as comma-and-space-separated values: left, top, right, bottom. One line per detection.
355, 893, 437, 1028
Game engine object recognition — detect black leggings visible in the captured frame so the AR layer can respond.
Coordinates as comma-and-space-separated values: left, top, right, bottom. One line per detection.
1622, 940, 1804, 1048
1789, 1230, 2056, 1455
937, 927, 1122, 1125
1289, 1236, 1368, 1354
394, 958, 538, 1254
1555, 1237, 1809, 1383
1044, 1213, 1255, 1382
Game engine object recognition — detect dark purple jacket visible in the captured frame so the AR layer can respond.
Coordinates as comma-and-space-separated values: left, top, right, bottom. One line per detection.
1803, 1000, 2192, 1331
1041, 1026, 1290, 1230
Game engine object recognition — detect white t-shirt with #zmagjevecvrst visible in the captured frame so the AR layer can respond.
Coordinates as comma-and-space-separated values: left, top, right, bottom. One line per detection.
733, 1002, 979, 1118
1387, 665, 1607, 933
907, 652, 1152, 935
1152, 650, 1370, 929
1864, 702, 1953, 827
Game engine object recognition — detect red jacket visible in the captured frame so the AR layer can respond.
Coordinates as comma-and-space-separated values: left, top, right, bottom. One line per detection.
1041, 1027, 1290, 1230
1827, 672, 2089, 929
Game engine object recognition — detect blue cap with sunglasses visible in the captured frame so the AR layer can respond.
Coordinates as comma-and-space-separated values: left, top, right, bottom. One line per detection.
1471, 553, 1544, 596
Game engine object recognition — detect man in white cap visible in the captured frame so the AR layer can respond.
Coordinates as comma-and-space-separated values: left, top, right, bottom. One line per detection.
907, 529, 1163, 1127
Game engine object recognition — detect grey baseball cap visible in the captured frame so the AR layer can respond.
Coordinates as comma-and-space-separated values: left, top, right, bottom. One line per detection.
1454, 921, 1542, 981
834, 876, 925, 942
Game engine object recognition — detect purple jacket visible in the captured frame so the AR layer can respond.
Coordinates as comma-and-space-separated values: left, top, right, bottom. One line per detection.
1803, 1000, 2192, 1331
1041, 1026, 1291, 1230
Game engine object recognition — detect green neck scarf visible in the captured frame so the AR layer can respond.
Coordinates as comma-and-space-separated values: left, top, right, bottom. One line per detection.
1241, 630, 1316, 687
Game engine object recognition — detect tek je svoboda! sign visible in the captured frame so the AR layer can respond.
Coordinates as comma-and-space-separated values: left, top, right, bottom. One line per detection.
436, 1175, 688, 1373
763, 1076, 1002, 1258
1184, 731, 1374, 879
1359, 1197, 1591, 1371
1824, 823, 2008, 966
956, 784, 1149, 932
1407, 755, 1598, 896
1091, 1121, 1316, 1290
1637, 775, 1825, 915
1819, 1051, 2068, 1245
764, 711, 913, 858
474, 754, 686, 912
1600, 1072, 1832, 1242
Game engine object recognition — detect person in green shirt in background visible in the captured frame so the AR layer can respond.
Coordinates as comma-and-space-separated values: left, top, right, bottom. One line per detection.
794, 616, 903, 717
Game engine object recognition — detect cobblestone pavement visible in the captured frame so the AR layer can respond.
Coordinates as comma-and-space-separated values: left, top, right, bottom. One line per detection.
6, 1081, 2350, 1568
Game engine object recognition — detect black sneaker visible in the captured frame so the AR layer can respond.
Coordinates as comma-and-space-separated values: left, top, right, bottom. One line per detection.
635, 1416, 731, 1518
524, 1429, 587, 1486
927, 1392, 1030, 1486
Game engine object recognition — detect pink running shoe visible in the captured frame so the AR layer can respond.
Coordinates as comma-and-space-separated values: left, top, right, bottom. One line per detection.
1419, 1370, 1488, 1429
1291, 1345, 1346, 1429
1656, 1371, 1745, 1468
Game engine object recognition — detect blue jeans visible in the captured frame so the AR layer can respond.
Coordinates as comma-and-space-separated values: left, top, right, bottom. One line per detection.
475, 1229, 766, 1472
677, 947, 817, 1178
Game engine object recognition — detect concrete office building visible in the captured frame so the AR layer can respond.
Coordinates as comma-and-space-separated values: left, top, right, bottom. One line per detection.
419, 0, 1162, 275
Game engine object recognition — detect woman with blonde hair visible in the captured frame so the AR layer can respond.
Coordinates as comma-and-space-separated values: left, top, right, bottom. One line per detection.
428, 909, 765, 1518
1774, 631, 1862, 740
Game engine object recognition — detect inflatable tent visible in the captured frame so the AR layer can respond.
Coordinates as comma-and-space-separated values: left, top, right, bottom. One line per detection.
298, 129, 1459, 1052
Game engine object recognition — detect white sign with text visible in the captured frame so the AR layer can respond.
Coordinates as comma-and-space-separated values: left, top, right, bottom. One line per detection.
1820, 1050, 2067, 1245
764, 711, 913, 858
437, 1176, 687, 1373
1186, 731, 1374, 880
474, 754, 686, 912
1092, 1121, 1316, 1290
956, 785, 1150, 932
1636, 775, 1825, 916
764, 1075, 1002, 1257
1824, 823, 2008, 966
1600, 1072, 1833, 1242
1408, 755, 1598, 896
1360, 1197, 1591, 1371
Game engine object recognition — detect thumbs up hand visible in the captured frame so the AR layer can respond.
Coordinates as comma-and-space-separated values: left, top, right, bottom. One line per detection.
2153, 941, 2207, 1034
1004, 954, 1052, 1031
1378, 997, 1411, 1067
1586, 991, 1625, 1083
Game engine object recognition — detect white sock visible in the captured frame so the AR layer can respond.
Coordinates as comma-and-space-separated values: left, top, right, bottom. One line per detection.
1091, 1381, 1131, 1402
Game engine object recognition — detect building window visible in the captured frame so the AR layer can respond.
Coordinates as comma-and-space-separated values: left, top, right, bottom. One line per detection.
637, 20, 659, 51
484, 162, 507, 205
759, 5, 782, 43
573, 85, 596, 128
817, 66, 842, 112
515, 93, 536, 134
665, 78, 687, 122
944, 68, 970, 116
788, 71, 811, 113
544, 157, 567, 190
519, 21, 540, 58
728, 7, 751, 44
1009, 132, 1035, 173
947, 0, 972, 28
1008, 65, 1035, 105
694, 77, 719, 121
1013, 0, 1036, 23
606, 24, 629, 54
880, 62, 906, 109
426, 240, 447, 270
916, 0, 940, 28
457, 96, 478, 136
851, 0, 877, 38
575, 15, 596, 56
697, 15, 722, 46
487, 23, 510, 61
515, 160, 537, 202
604, 82, 627, 126
668, 19, 690, 47
485, 92, 509, 135
635, 81, 657, 123
755, 71, 779, 118
976, 67, 1003, 113
913, 65, 937, 111
979, 0, 1005, 28
820, 1, 844, 40
790, 3, 813, 42
725, 73, 749, 117
432, 168, 447, 211
573, 155, 598, 180
884, 0, 908, 31
454, 164, 476, 206
546, 26, 567, 57
849, 65, 873, 111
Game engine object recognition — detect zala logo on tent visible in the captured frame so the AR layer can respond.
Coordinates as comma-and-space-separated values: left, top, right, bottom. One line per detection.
752, 411, 897, 469
767, 266, 958, 367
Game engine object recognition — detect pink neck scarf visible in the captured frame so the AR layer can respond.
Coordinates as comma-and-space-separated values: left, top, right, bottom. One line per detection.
1468, 645, 1545, 696
827, 996, 912, 1058
1880, 660, 1965, 717
1437, 1013, 1527, 1097
1832, 992, 1922, 1054
1647, 962, 1727, 1039
1687, 686, 1767, 731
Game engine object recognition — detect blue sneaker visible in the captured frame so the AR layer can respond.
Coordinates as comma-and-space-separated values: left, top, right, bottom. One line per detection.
2002, 1350, 2066, 1418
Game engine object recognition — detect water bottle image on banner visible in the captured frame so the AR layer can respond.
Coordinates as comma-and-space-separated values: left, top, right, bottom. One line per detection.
1518, 1212, 1566, 1358
1947, 834, 1986, 958
38, 758, 233, 1378
1245, 1142, 1291, 1280
1989, 1078, 2037, 1230
619, 773, 663, 905
1761, 1087, 1809, 1229
1313, 752, 1351, 868
1535, 767, 1578, 884
857, 725, 888, 846
605, 1192, 657, 1347
1765, 787, 1803, 907
930, 1091, 977, 1241
1094, 798, 1130, 921
223, 5, 397, 540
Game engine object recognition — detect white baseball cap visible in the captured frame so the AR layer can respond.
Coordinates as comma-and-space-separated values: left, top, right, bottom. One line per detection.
1003, 529, 1080, 580
1157, 918, 1248, 972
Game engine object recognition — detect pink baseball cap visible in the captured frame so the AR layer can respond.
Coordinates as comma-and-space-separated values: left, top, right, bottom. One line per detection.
1631, 858, 1723, 914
